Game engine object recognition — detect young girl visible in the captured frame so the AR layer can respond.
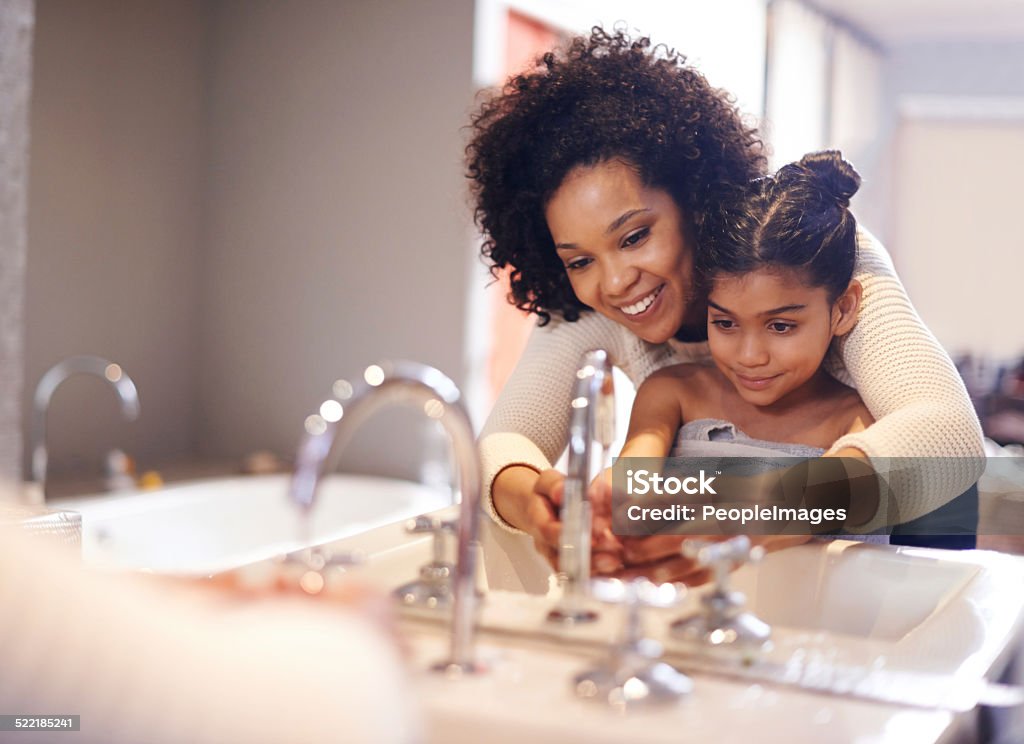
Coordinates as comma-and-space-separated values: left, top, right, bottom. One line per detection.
620, 150, 876, 511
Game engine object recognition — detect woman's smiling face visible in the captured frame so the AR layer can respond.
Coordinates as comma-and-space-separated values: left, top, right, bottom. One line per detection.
544, 160, 695, 344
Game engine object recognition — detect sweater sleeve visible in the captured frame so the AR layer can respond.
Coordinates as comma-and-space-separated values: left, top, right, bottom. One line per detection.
478, 313, 633, 534
827, 227, 985, 531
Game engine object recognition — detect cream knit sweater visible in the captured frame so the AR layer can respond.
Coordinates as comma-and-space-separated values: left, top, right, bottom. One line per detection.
479, 227, 985, 535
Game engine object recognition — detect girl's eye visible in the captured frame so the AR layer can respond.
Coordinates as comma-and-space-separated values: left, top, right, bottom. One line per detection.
769, 322, 795, 333
565, 257, 592, 271
621, 227, 650, 248
710, 319, 735, 330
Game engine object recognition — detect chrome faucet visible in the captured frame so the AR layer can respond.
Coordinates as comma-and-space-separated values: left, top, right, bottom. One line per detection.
30, 355, 140, 501
548, 349, 615, 624
670, 536, 771, 648
288, 361, 485, 675
574, 578, 692, 707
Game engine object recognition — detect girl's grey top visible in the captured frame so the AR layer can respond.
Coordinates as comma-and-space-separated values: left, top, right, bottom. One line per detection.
671, 418, 889, 544
673, 419, 828, 459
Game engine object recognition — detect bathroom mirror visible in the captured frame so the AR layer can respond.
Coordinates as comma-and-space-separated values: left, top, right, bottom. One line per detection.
23, 0, 1024, 487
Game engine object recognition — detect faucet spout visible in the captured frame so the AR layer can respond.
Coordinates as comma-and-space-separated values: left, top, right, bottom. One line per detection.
288, 361, 484, 674
549, 349, 615, 624
30, 355, 141, 500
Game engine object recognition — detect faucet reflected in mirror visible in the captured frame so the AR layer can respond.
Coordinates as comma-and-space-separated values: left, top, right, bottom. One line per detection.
287, 360, 485, 675
29, 355, 140, 503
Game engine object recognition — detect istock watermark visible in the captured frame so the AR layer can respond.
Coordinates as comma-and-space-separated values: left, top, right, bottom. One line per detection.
624, 468, 718, 496
610, 455, 1002, 539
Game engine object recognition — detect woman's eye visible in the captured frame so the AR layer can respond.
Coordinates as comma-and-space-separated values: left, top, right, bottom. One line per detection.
621, 227, 650, 248
565, 257, 592, 271
769, 322, 795, 333
710, 319, 735, 330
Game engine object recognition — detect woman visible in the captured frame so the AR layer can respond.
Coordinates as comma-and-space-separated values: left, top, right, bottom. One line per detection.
467, 29, 983, 586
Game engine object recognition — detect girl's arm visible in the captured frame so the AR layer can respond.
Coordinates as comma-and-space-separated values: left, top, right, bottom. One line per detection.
826, 227, 984, 531
619, 369, 686, 459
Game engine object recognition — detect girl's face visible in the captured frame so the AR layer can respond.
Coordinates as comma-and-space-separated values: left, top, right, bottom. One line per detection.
544, 160, 695, 344
707, 268, 861, 407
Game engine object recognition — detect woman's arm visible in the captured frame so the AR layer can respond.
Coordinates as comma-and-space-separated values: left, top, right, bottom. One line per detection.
479, 312, 632, 535
826, 227, 985, 530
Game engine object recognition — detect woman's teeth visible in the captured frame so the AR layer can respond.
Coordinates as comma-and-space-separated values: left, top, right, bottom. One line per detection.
621, 286, 662, 316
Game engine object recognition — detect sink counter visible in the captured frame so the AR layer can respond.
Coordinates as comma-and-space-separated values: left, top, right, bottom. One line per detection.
392, 541, 1024, 744
405, 614, 957, 744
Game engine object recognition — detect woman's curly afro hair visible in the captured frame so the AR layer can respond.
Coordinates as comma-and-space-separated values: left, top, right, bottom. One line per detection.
466, 27, 766, 325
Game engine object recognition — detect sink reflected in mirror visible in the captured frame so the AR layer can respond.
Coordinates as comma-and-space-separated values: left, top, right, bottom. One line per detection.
51, 474, 450, 575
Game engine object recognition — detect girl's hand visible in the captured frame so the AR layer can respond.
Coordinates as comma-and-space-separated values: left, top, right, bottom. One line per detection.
587, 467, 625, 573
616, 534, 813, 586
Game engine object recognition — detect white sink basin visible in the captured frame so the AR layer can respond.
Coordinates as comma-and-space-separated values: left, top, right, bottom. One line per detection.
725, 541, 1024, 680
730, 540, 979, 640
51, 473, 451, 574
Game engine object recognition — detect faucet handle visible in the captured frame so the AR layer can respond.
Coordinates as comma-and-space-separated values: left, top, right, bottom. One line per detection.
590, 577, 687, 609
284, 544, 365, 570
405, 515, 457, 536
672, 536, 771, 648
590, 578, 687, 649
405, 517, 458, 577
574, 577, 693, 707
396, 514, 459, 609
269, 545, 365, 595
682, 535, 765, 567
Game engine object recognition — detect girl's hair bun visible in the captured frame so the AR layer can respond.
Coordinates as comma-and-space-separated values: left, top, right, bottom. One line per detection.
797, 150, 860, 208
700, 149, 862, 302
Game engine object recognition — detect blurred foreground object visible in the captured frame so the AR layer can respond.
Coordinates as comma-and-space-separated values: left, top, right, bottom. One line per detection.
0, 519, 417, 743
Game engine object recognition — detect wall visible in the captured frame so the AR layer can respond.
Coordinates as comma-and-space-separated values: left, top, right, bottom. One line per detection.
198, 0, 476, 478
874, 40, 1024, 246
24, 0, 206, 477
764, 0, 888, 240
0, 0, 34, 482
887, 40, 1024, 98
891, 116, 1024, 358
25, 0, 478, 483
881, 39, 1024, 360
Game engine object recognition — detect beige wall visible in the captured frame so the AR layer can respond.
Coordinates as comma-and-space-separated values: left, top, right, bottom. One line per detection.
25, 0, 205, 477
198, 0, 475, 478
25, 0, 476, 481
882, 40, 1024, 360
892, 116, 1024, 360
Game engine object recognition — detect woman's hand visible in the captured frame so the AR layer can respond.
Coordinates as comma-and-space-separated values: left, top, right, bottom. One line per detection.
494, 466, 626, 573
524, 468, 571, 568
493, 465, 576, 570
